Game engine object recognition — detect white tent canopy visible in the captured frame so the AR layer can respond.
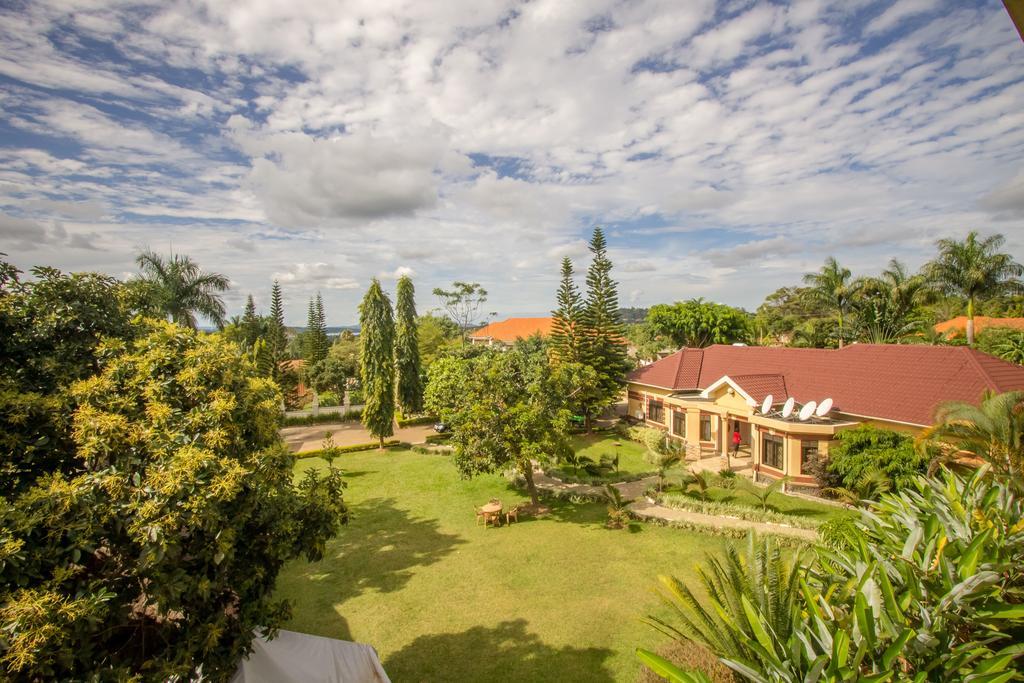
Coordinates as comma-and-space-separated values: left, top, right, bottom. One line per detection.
231, 630, 390, 683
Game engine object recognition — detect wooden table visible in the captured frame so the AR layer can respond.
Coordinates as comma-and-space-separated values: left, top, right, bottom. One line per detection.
480, 502, 502, 527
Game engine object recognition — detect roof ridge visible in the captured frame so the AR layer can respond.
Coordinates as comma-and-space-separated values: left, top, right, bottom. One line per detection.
958, 346, 999, 393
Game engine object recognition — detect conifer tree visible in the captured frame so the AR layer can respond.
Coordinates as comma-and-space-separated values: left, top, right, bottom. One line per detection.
241, 294, 260, 348
314, 292, 329, 361
269, 280, 287, 368
582, 227, 629, 411
394, 275, 424, 415
359, 279, 396, 448
551, 256, 584, 364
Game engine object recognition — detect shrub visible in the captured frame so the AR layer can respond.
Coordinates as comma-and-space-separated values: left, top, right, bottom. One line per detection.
295, 439, 401, 458
636, 639, 738, 683
317, 390, 340, 406
823, 424, 927, 492
282, 408, 362, 427
657, 494, 822, 530
424, 432, 452, 444
396, 414, 438, 428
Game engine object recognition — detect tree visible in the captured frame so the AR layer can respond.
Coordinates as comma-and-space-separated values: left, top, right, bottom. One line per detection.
922, 390, 1024, 484
394, 275, 424, 415
359, 279, 396, 448
432, 281, 488, 345
0, 262, 347, 679
303, 294, 329, 367
638, 428, 682, 492
802, 256, 861, 348
266, 279, 286, 361
818, 424, 927, 494
417, 313, 461, 368
580, 227, 630, 417
850, 259, 929, 344
925, 231, 1023, 346
551, 257, 585, 364
753, 286, 820, 345
647, 298, 750, 348
135, 249, 230, 329
425, 342, 573, 505
978, 328, 1024, 365
626, 321, 668, 363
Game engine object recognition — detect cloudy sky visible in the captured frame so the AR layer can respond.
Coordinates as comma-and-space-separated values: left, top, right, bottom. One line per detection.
1, 0, 1022, 325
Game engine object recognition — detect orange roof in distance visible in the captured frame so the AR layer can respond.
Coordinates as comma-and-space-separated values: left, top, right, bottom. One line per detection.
934, 316, 1024, 337
469, 317, 554, 343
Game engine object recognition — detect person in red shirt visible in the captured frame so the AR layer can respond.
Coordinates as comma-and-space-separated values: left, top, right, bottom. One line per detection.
732, 426, 741, 456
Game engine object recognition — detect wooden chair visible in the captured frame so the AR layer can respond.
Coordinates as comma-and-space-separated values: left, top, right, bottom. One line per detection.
505, 505, 520, 525
475, 507, 485, 525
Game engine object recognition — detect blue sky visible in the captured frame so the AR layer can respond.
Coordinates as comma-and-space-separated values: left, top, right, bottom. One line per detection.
1, 0, 1022, 325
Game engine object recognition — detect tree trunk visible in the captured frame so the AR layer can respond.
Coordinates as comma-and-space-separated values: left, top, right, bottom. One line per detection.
379, 435, 385, 451
521, 461, 540, 506
967, 297, 975, 346
838, 313, 844, 349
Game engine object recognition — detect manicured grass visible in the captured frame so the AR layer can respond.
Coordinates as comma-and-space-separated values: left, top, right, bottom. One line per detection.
275, 449, 733, 682
546, 433, 686, 482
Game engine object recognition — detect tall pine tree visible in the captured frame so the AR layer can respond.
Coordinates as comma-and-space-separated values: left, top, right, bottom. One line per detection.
269, 280, 287, 370
241, 294, 260, 348
303, 296, 328, 366
359, 279, 396, 448
582, 227, 629, 413
551, 256, 584, 364
314, 293, 329, 361
394, 275, 424, 415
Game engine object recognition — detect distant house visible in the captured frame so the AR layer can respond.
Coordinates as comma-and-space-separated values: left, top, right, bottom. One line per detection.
468, 317, 554, 347
934, 316, 1024, 338
625, 344, 1024, 490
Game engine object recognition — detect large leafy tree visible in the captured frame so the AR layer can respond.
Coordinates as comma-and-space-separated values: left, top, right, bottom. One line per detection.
395, 275, 424, 415
135, 249, 230, 329
0, 261, 347, 680
647, 298, 750, 348
850, 259, 929, 344
802, 257, 861, 348
925, 231, 1023, 346
580, 228, 630, 414
551, 256, 585, 364
425, 340, 572, 505
359, 279, 396, 448
432, 281, 488, 345
417, 313, 461, 368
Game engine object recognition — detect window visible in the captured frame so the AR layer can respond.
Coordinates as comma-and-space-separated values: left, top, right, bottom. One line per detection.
699, 414, 712, 441
648, 400, 664, 424
801, 441, 819, 471
763, 434, 784, 470
672, 410, 685, 436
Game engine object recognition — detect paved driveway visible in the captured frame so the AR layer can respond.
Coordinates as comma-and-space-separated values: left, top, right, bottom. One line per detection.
282, 421, 436, 453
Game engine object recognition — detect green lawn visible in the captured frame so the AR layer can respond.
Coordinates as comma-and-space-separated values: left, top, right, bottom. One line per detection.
546, 433, 686, 482
276, 448, 732, 682
663, 482, 851, 523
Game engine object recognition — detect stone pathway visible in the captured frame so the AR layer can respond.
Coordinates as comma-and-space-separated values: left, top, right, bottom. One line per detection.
531, 468, 659, 500
628, 499, 817, 541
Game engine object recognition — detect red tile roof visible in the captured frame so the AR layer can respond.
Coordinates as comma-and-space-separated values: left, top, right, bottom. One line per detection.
469, 317, 554, 343
627, 344, 1024, 426
935, 316, 1024, 337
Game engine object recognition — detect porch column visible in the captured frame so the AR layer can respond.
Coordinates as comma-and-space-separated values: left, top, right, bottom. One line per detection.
720, 414, 730, 458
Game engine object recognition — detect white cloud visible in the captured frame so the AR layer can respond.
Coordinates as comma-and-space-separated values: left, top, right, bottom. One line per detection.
272, 262, 360, 290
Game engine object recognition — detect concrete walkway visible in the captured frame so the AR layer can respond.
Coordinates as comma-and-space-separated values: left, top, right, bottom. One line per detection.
531, 468, 660, 501
282, 421, 435, 453
628, 499, 817, 541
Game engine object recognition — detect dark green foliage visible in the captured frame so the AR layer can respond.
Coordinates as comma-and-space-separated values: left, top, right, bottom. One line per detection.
849, 260, 929, 343
303, 294, 329, 366
823, 425, 927, 492
580, 228, 630, 412
647, 298, 751, 348
135, 249, 230, 328
395, 275, 424, 414
0, 267, 348, 680
802, 256, 860, 347
431, 281, 488, 344
269, 280, 287, 367
551, 256, 585, 363
281, 408, 362, 427
425, 341, 573, 504
359, 279, 396, 448
977, 328, 1024, 365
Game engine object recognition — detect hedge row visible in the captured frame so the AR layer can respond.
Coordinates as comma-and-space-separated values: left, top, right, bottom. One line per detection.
294, 440, 401, 459
424, 432, 452, 444
541, 467, 653, 487
656, 493, 823, 530
396, 414, 438, 428
282, 409, 362, 427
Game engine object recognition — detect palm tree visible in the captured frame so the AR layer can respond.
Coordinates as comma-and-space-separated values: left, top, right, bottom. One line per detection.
920, 390, 1024, 483
802, 257, 861, 348
135, 250, 230, 329
852, 259, 930, 343
925, 231, 1023, 345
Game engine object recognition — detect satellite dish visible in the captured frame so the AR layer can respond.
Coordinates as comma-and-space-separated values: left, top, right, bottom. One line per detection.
761, 394, 773, 414
798, 401, 816, 421
781, 397, 795, 418
635, 410, 644, 420
816, 398, 833, 417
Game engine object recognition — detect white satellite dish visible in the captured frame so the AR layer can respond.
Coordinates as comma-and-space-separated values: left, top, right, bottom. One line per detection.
781, 397, 795, 418
816, 398, 833, 417
798, 401, 816, 421
761, 394, 773, 414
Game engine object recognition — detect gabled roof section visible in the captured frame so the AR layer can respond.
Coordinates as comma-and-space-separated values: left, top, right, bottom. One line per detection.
468, 317, 553, 343
626, 344, 1024, 426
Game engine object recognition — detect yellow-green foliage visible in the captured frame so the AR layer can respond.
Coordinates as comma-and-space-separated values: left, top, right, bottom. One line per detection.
0, 312, 348, 681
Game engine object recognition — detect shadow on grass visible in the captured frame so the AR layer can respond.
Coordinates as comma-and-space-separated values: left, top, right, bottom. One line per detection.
383, 618, 615, 682
298, 497, 465, 603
